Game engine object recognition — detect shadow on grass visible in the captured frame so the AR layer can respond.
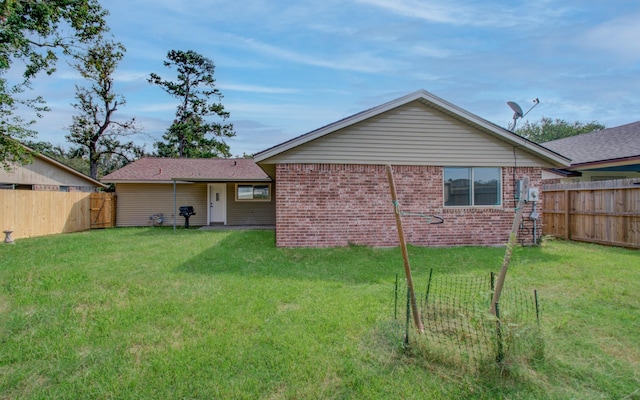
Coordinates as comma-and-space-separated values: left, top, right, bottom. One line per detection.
173, 230, 563, 285
128, 226, 209, 236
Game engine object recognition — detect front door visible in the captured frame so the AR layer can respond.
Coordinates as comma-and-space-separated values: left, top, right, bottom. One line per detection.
208, 184, 227, 225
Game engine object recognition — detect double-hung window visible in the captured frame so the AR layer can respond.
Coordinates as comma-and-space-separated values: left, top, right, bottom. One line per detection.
444, 167, 501, 206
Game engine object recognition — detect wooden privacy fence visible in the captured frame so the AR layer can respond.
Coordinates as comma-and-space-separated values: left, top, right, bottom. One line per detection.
0, 191, 116, 240
542, 179, 640, 249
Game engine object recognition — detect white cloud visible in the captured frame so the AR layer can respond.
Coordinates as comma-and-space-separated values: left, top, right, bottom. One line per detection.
582, 13, 640, 61
353, 0, 523, 26
218, 83, 300, 94
353, 0, 571, 28
229, 35, 402, 73
136, 102, 179, 113
114, 71, 150, 83
307, 23, 358, 36
408, 44, 453, 59
354, 0, 462, 24
227, 101, 327, 121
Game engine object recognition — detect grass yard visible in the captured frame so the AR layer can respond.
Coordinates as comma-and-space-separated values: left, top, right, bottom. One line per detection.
1, 228, 638, 399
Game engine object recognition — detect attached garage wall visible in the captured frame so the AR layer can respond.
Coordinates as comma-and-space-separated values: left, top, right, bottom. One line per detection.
115, 183, 207, 227
274, 164, 542, 247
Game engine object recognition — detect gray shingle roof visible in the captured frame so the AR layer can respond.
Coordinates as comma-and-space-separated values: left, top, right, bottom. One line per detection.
542, 121, 640, 165
101, 157, 270, 182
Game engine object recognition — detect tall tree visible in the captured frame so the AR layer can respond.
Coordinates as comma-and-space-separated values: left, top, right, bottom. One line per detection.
149, 50, 235, 158
0, 0, 108, 170
516, 117, 605, 143
67, 39, 144, 179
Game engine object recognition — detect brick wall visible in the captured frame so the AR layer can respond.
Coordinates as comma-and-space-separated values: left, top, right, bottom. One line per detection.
275, 164, 542, 248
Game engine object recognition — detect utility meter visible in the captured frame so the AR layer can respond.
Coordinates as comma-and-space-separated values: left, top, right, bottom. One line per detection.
527, 187, 539, 202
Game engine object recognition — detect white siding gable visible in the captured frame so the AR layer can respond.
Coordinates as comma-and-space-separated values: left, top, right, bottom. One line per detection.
265, 101, 553, 168
0, 157, 103, 187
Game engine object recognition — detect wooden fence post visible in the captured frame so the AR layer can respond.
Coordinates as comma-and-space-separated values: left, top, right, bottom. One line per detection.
386, 165, 425, 333
490, 176, 528, 316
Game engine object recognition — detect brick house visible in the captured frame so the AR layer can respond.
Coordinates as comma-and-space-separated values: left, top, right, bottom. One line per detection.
254, 90, 570, 247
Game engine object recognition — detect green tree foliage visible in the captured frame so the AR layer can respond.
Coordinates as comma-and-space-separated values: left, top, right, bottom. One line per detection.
0, 0, 107, 170
516, 117, 605, 143
0, 81, 48, 170
67, 39, 144, 179
149, 50, 235, 158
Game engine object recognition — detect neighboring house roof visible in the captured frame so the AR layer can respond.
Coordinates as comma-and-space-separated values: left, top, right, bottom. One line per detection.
36, 151, 108, 188
1, 142, 107, 189
254, 89, 571, 168
542, 121, 640, 169
101, 157, 271, 183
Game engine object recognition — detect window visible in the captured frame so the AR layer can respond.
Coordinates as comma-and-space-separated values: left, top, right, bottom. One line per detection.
236, 184, 271, 201
444, 167, 501, 206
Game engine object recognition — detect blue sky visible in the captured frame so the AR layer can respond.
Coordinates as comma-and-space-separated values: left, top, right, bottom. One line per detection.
21, 0, 640, 157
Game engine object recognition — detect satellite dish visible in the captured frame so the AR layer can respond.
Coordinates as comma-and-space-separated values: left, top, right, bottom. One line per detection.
506, 98, 539, 131
507, 101, 523, 118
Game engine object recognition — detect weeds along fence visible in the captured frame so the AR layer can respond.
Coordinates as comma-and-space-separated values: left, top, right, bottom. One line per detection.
393, 270, 542, 369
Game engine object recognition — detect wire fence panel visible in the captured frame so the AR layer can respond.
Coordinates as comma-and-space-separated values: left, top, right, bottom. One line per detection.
393, 270, 542, 370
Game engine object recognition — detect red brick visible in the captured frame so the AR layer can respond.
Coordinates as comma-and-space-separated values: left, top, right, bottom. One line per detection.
275, 164, 543, 248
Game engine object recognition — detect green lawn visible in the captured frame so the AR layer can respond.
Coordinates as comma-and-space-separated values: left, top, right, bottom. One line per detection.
1, 228, 638, 399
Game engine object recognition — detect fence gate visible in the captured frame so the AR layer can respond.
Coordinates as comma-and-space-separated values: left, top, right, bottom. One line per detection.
91, 192, 116, 229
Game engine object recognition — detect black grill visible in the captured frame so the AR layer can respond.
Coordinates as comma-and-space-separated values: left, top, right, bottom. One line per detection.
179, 206, 196, 228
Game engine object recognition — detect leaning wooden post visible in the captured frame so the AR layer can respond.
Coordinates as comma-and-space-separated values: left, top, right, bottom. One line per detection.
490, 175, 529, 316
386, 165, 425, 333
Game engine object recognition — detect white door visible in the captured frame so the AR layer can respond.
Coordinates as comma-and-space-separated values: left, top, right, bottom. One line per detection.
208, 184, 227, 225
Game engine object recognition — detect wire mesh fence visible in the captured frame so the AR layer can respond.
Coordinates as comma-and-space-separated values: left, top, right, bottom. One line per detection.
393, 270, 542, 370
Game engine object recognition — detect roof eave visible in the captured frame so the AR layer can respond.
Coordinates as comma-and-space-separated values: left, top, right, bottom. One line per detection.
103, 178, 272, 184
413, 94, 571, 167
254, 91, 429, 162
24, 146, 109, 188
566, 155, 640, 170
102, 180, 186, 184
169, 177, 272, 182
254, 89, 571, 167
546, 168, 582, 177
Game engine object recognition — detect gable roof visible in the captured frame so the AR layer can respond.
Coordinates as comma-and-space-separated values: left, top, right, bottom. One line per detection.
2, 142, 107, 189
100, 157, 271, 183
254, 89, 570, 167
542, 121, 640, 167
37, 152, 108, 188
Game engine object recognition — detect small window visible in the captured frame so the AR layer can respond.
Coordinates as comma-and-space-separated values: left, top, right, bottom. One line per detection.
236, 184, 271, 201
444, 167, 501, 206
15, 184, 34, 191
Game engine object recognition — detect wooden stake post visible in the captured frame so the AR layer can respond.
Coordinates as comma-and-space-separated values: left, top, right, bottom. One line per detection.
386, 165, 425, 333
489, 175, 529, 316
